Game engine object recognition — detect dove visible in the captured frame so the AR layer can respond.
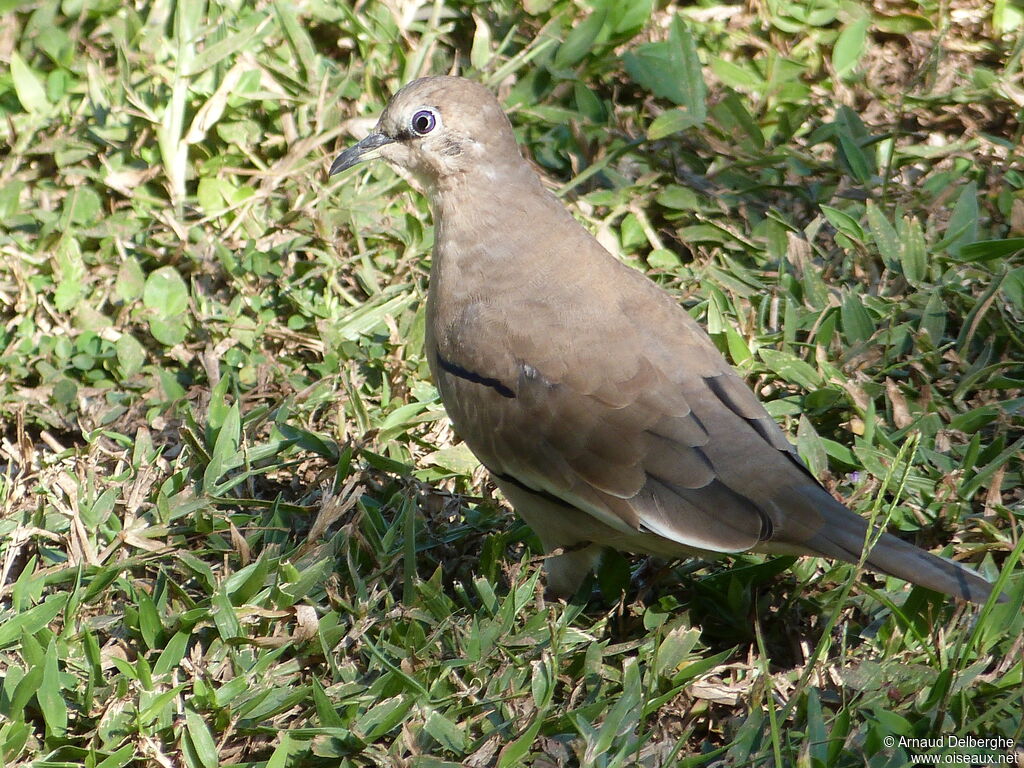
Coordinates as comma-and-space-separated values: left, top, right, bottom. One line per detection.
330, 76, 996, 604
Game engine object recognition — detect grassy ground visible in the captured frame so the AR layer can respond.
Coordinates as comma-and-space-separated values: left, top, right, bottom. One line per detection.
1, 0, 1023, 765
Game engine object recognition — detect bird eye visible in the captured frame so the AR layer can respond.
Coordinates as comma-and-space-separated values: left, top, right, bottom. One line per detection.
411, 109, 437, 136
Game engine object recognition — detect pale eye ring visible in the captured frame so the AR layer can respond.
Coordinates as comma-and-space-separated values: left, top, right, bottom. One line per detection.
411, 109, 437, 136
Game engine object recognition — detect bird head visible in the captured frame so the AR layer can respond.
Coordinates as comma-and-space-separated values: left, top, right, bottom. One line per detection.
329, 76, 521, 188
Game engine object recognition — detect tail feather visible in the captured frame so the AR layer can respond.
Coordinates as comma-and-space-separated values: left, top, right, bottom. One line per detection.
804, 499, 998, 605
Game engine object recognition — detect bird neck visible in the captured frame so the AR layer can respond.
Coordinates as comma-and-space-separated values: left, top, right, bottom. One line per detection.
429, 161, 564, 279
425, 160, 597, 341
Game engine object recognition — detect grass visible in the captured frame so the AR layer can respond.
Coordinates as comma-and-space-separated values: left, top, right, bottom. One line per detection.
1, 0, 1023, 765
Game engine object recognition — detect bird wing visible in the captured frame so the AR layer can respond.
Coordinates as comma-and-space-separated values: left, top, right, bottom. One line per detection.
428, 231, 824, 555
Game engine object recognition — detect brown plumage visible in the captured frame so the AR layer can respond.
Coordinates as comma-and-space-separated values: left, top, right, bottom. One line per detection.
331, 76, 996, 604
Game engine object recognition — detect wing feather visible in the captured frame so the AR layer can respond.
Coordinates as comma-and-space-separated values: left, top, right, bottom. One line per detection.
427, 224, 819, 555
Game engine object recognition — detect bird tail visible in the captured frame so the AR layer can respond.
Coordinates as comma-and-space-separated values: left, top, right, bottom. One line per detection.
803, 496, 998, 605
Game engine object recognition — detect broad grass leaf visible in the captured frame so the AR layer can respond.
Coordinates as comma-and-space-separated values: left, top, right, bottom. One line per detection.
152, 632, 190, 677
573, 81, 605, 122
874, 13, 934, 33
497, 716, 545, 768
821, 204, 866, 242
821, 437, 857, 467
530, 658, 555, 709
329, 290, 417, 342
54, 236, 86, 311
833, 16, 869, 78
148, 317, 187, 347
10, 666, 43, 716
956, 237, 1024, 262
183, 707, 219, 768
116, 257, 145, 302
0, 595, 68, 648
356, 695, 413, 741
865, 202, 899, 269
711, 93, 765, 149
919, 291, 946, 342
470, 14, 493, 71
898, 216, 927, 284
711, 57, 765, 91
0, 180, 24, 217
648, 108, 702, 139
265, 733, 296, 768
554, 6, 608, 68
609, 0, 654, 34
655, 625, 701, 679
958, 438, 1024, 500
597, 548, 631, 600
203, 402, 242, 493
137, 590, 162, 650
805, 688, 830, 766
95, 744, 138, 768
833, 106, 874, 182
276, 558, 332, 607
724, 322, 752, 365
274, 2, 318, 81
1002, 265, 1024, 312
225, 555, 272, 605
210, 587, 242, 641
115, 333, 146, 377
312, 679, 346, 728
943, 181, 978, 256
66, 185, 102, 225
838, 132, 871, 183
10, 51, 51, 114
759, 348, 822, 389
423, 444, 479, 476
797, 414, 828, 477
841, 290, 874, 344
523, 0, 555, 14
205, 374, 233, 432
993, 0, 1024, 32
623, 16, 706, 116
424, 709, 466, 753
139, 685, 185, 726
185, 13, 269, 76
949, 405, 1001, 433
587, 656, 641, 761
143, 266, 189, 317
39, 640, 68, 737
185, 63, 246, 144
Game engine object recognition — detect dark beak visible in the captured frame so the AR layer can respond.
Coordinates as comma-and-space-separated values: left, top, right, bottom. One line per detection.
329, 133, 394, 176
